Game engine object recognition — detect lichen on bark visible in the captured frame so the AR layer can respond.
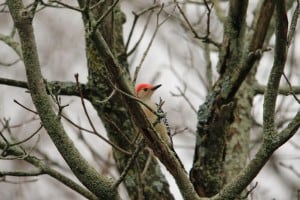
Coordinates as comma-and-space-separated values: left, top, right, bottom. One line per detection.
78, 0, 174, 199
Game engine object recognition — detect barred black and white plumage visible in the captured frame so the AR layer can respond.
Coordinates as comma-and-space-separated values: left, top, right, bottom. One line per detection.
156, 98, 173, 147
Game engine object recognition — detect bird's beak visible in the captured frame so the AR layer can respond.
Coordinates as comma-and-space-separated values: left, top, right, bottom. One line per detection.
151, 84, 162, 91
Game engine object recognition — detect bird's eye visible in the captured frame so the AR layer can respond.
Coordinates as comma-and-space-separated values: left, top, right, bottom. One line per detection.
143, 88, 148, 91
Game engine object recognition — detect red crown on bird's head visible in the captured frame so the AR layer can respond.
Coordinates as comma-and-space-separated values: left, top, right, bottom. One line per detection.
135, 83, 154, 94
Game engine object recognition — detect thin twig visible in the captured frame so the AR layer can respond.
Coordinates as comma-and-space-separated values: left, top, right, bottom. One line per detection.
125, 4, 160, 53
46, 0, 83, 12
90, 0, 104, 10
95, 89, 116, 104
0, 140, 98, 199
282, 72, 300, 104
241, 182, 258, 199
61, 114, 95, 134
279, 162, 300, 178
63, 111, 131, 148
187, 43, 208, 89
167, 46, 202, 97
0, 176, 38, 184
74, 74, 131, 155
0, 169, 43, 177
102, 115, 133, 145
0, 59, 21, 67
13, 100, 38, 114
141, 147, 153, 176
0, 132, 10, 149
171, 86, 197, 114
29, 0, 39, 17
78, 130, 115, 167
203, 0, 213, 39
133, 3, 174, 85
112, 138, 143, 189
9, 125, 42, 147
174, 0, 219, 47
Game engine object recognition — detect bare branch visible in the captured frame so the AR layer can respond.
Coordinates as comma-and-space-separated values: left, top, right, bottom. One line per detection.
212, 111, 300, 200
212, 2, 299, 199
125, 4, 160, 53
263, 0, 288, 139
174, 0, 220, 48
0, 169, 43, 177
254, 83, 300, 96
74, 73, 131, 155
9, 125, 42, 147
171, 86, 197, 114
279, 162, 300, 178
287, 0, 299, 47
85, 7, 201, 198
113, 138, 143, 189
0, 140, 98, 200
0, 59, 21, 67
0, 176, 38, 184
282, 72, 300, 104
14, 100, 38, 115
133, 3, 173, 85
42, 0, 83, 12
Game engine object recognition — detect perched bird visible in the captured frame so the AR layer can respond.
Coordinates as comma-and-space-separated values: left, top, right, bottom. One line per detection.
135, 83, 172, 147
136, 83, 186, 170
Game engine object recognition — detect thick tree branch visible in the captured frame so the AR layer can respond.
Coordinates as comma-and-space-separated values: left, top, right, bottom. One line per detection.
78, 1, 176, 199
76, 3, 203, 198
212, 1, 293, 199
89, 27, 202, 200
263, 0, 288, 139
223, 0, 275, 100
191, 0, 249, 197
0, 77, 89, 97
7, 0, 118, 199
212, 111, 300, 200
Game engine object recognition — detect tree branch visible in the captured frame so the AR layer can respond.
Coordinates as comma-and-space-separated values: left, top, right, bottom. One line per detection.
212, 111, 300, 200
191, 0, 249, 196
7, 0, 118, 198
263, 0, 288, 139
82, 6, 202, 199
0, 141, 98, 200
211, 1, 295, 199
133, 3, 172, 85
220, 0, 275, 99
0, 169, 42, 177
254, 83, 300, 95
125, 4, 159, 54
0, 77, 88, 97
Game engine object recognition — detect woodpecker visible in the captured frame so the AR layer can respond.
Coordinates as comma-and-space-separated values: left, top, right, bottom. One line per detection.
135, 83, 172, 147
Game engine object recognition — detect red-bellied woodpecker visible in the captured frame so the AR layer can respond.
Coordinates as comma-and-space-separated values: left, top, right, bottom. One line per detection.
135, 83, 172, 147
136, 83, 186, 170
